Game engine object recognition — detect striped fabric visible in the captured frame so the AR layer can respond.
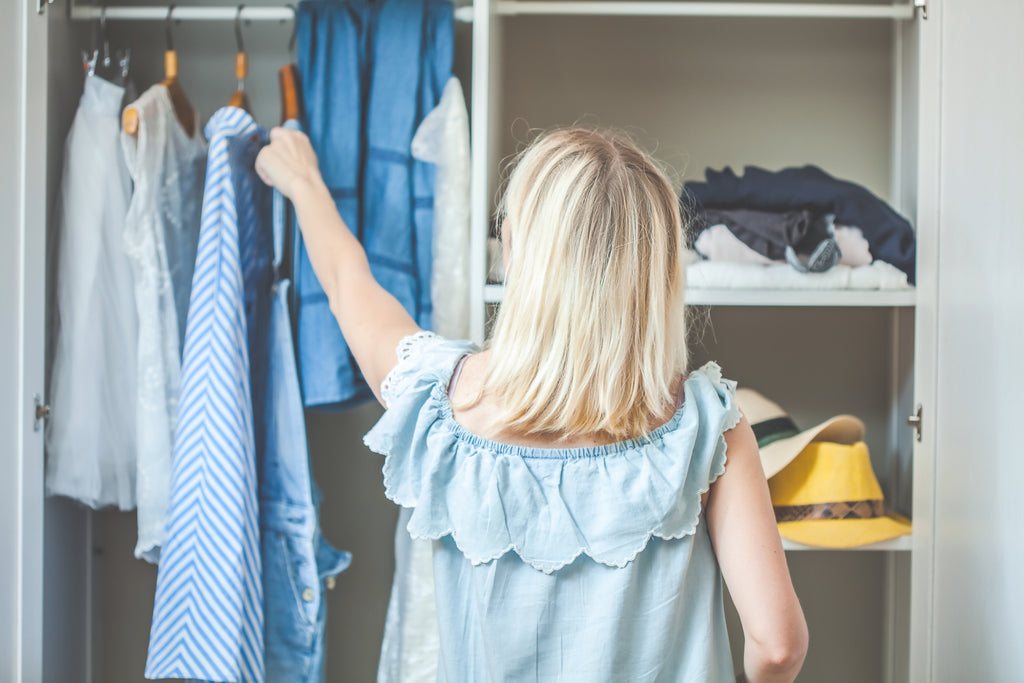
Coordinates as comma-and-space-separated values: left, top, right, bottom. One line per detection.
146, 107, 265, 683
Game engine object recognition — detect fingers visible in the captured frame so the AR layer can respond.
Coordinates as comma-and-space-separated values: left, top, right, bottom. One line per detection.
254, 147, 276, 187
255, 127, 320, 195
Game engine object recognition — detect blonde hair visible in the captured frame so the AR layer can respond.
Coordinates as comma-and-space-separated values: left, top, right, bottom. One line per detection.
480, 127, 688, 440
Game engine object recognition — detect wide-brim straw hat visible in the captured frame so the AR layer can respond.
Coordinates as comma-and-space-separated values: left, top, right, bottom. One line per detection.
769, 441, 911, 548
734, 388, 866, 478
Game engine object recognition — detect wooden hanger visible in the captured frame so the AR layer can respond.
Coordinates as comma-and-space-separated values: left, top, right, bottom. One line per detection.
228, 6, 251, 112
279, 9, 302, 123
278, 64, 301, 123
123, 6, 196, 138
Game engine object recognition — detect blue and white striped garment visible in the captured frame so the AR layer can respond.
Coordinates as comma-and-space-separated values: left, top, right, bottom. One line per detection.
146, 107, 268, 683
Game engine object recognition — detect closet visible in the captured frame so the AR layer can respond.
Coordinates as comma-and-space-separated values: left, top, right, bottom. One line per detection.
467, 3, 923, 682
4, 0, 1024, 682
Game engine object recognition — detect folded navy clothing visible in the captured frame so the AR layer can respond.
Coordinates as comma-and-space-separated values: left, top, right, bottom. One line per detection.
683, 165, 916, 283
700, 208, 832, 262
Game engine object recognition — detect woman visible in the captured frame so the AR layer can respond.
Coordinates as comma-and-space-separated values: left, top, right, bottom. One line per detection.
256, 126, 808, 682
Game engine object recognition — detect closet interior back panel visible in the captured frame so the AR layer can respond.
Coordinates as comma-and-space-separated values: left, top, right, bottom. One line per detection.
496, 13, 908, 683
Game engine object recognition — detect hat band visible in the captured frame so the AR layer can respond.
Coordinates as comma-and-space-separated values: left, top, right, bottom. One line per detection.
774, 498, 885, 523
752, 416, 800, 448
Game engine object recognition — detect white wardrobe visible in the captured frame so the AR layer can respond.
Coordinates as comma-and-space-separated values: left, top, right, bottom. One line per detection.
3, 0, 1023, 682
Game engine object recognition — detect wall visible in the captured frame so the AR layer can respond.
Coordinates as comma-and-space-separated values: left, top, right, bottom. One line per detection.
931, 0, 1024, 679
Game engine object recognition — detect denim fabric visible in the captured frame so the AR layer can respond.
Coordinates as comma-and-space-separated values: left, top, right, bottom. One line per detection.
263, 120, 352, 683
294, 0, 453, 409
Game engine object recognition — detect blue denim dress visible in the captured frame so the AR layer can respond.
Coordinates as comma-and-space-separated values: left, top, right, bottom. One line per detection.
364, 333, 740, 682
294, 0, 453, 409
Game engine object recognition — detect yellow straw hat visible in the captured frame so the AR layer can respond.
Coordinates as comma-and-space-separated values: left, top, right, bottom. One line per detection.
769, 441, 911, 548
735, 388, 865, 478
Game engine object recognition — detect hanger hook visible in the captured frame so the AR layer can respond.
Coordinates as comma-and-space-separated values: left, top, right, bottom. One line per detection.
286, 4, 298, 57
235, 5, 247, 54
165, 5, 176, 52
99, 7, 111, 66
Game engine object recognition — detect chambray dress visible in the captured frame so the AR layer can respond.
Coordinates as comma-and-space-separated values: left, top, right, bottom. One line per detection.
364, 332, 741, 682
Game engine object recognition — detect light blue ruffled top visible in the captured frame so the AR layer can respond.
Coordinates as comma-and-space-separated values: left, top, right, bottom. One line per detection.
364, 333, 742, 682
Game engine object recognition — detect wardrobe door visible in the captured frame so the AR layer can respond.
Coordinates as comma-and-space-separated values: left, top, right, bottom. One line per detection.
929, 0, 1024, 680
1, 2, 49, 681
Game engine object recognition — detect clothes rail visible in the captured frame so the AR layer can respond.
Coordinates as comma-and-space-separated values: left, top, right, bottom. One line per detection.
496, 1, 916, 19
70, 4, 476, 23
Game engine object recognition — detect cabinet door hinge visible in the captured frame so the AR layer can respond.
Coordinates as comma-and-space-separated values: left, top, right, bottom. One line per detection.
913, 0, 928, 20
34, 394, 51, 432
907, 404, 923, 442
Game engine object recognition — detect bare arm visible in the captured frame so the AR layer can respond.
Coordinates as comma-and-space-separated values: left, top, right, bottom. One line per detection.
706, 416, 809, 683
255, 127, 420, 406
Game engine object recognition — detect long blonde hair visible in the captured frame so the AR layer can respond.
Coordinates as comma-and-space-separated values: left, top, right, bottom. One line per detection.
479, 127, 688, 441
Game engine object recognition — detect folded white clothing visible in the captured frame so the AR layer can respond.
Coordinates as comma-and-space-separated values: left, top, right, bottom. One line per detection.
686, 260, 911, 290
833, 226, 873, 267
694, 223, 874, 268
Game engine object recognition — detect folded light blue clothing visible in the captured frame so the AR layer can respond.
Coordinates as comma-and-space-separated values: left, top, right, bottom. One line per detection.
364, 332, 741, 682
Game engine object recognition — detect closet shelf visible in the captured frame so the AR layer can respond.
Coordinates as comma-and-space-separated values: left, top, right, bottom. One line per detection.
496, 1, 916, 19
782, 535, 912, 552
482, 284, 916, 307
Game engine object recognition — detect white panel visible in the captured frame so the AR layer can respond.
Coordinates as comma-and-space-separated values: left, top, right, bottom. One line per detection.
1, 2, 48, 682
931, 0, 1024, 680
909, 0, 940, 679
470, 0, 497, 344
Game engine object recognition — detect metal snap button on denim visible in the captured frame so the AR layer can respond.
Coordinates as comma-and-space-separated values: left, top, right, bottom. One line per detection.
302, 588, 314, 602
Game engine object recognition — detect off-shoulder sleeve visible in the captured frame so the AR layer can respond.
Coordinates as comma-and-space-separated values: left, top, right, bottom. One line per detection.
378, 331, 476, 408
364, 358, 741, 574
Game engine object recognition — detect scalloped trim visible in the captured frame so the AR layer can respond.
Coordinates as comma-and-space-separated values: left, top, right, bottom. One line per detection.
380, 331, 442, 408
366, 360, 741, 574
400, 393, 740, 574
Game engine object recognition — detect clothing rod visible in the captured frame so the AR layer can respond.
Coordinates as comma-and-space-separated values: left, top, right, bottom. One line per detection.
70, 4, 475, 23
496, 1, 915, 19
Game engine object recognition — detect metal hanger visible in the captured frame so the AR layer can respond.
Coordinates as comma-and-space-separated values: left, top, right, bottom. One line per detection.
87, 8, 131, 86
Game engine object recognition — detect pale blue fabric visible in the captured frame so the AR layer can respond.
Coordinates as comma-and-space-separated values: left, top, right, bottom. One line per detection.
364, 333, 741, 682
262, 119, 351, 683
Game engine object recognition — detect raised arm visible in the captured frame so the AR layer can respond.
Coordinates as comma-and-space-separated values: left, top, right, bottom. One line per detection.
255, 126, 420, 405
706, 415, 809, 683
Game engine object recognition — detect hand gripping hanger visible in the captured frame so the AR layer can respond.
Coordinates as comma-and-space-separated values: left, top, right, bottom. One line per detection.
227, 5, 252, 112
123, 5, 196, 138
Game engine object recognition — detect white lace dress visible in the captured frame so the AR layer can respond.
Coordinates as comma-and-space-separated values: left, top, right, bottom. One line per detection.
46, 74, 138, 509
379, 79, 471, 683
121, 84, 206, 562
